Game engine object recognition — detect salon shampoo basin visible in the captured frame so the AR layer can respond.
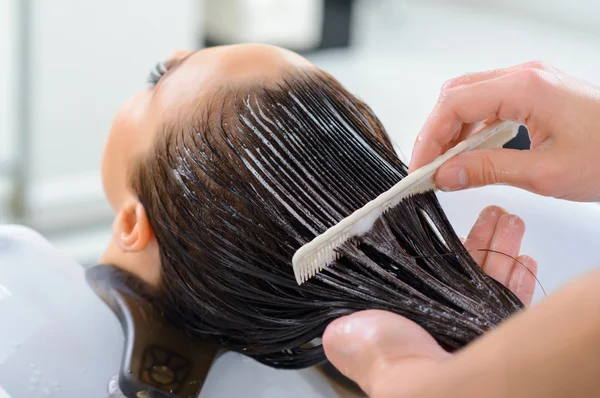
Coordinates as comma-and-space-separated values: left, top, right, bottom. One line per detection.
0, 226, 342, 398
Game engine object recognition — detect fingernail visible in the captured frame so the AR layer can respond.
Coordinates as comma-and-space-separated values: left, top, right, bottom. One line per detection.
437, 167, 468, 191
475, 212, 488, 226
507, 214, 520, 227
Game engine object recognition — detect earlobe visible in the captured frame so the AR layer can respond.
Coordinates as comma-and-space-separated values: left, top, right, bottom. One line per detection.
113, 200, 153, 253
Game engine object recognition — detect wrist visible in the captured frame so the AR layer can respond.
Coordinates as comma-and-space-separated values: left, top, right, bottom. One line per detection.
421, 268, 600, 398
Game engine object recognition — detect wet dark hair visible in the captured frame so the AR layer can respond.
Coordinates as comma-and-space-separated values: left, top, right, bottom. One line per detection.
131, 68, 523, 369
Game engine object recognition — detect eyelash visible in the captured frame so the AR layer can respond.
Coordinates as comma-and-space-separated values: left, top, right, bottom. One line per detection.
147, 60, 169, 85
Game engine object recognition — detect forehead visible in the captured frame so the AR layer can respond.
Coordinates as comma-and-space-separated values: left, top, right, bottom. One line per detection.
102, 45, 313, 210
152, 44, 313, 116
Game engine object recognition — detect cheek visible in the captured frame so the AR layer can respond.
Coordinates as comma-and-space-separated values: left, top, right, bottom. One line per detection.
102, 91, 152, 209
102, 123, 128, 210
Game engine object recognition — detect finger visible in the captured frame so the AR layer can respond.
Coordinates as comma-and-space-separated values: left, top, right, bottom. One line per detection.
441, 61, 553, 91
508, 255, 538, 306
322, 310, 449, 395
410, 68, 551, 171
439, 121, 485, 155
440, 118, 505, 159
436, 69, 545, 125
463, 206, 507, 267
409, 103, 462, 173
411, 62, 553, 172
434, 147, 548, 193
482, 214, 526, 286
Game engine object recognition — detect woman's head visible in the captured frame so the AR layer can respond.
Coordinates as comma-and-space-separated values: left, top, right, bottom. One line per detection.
101, 44, 523, 369
101, 44, 314, 284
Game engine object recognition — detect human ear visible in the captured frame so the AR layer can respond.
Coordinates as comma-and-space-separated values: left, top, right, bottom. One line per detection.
112, 200, 153, 252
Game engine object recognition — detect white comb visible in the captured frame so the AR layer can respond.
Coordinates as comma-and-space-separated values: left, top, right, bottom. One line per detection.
292, 120, 520, 285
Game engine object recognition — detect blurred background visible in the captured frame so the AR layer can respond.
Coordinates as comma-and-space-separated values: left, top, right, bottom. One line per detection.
1, 0, 600, 266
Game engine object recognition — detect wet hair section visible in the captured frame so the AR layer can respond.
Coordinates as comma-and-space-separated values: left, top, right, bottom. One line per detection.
132, 69, 523, 369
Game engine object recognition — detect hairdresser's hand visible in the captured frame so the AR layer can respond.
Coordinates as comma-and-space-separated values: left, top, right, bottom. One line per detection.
409, 61, 600, 202
322, 206, 537, 397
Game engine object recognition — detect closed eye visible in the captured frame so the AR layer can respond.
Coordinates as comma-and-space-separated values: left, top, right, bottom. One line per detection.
147, 60, 169, 85
147, 51, 197, 86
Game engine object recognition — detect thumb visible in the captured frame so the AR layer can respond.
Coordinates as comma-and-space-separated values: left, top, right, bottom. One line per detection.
434, 148, 545, 193
322, 310, 449, 396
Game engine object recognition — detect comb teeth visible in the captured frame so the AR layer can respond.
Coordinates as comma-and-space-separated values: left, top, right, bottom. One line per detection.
291, 181, 434, 285
291, 120, 519, 286
294, 231, 350, 284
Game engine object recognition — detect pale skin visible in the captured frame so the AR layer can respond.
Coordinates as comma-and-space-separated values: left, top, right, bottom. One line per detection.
323, 62, 600, 397
410, 61, 600, 201
101, 45, 569, 396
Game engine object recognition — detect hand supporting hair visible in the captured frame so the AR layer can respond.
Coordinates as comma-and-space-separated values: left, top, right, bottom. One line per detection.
323, 61, 600, 397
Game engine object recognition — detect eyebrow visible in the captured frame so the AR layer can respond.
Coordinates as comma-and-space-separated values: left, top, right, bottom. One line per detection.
162, 50, 198, 81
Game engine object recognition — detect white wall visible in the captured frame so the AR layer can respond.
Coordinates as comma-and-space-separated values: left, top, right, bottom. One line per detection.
31, 0, 202, 181
0, 0, 15, 221
0, 0, 15, 170
430, 0, 600, 36
1, 0, 203, 229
